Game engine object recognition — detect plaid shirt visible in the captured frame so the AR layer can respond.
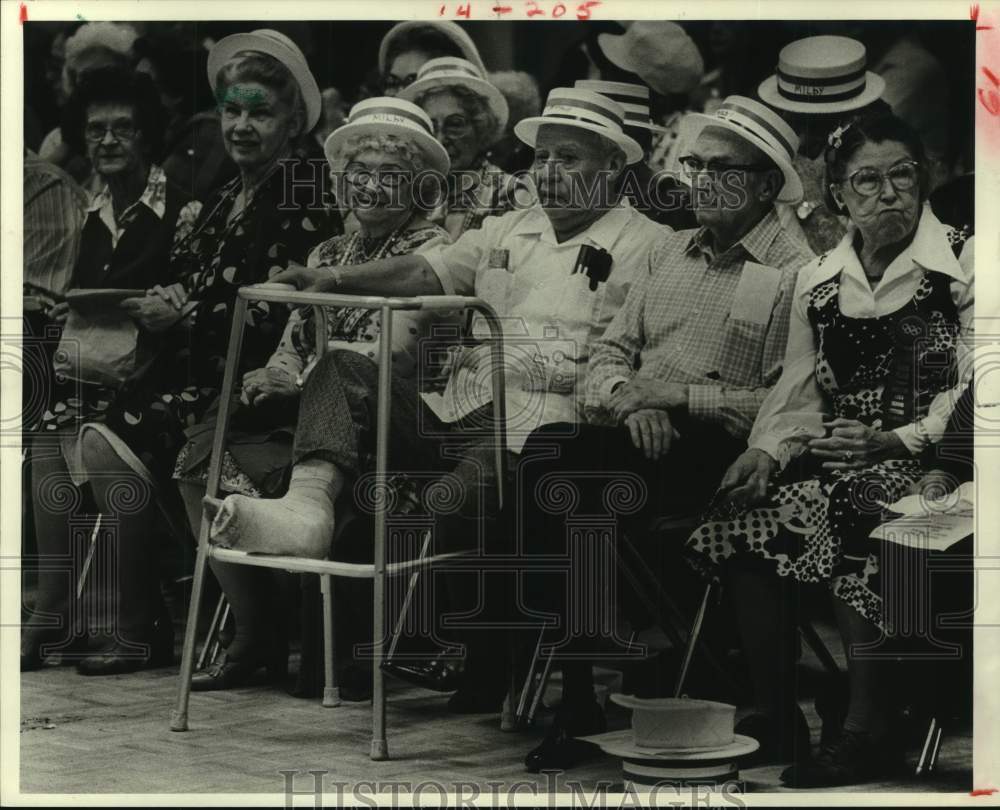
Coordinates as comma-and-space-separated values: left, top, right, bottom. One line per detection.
585, 208, 814, 438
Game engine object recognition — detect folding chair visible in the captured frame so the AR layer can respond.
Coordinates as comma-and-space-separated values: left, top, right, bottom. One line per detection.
171, 285, 509, 761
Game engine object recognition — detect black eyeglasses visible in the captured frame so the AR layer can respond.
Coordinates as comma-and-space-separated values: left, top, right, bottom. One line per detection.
343, 164, 410, 190
381, 72, 418, 94
679, 155, 774, 177
432, 114, 473, 139
840, 160, 920, 197
84, 122, 138, 143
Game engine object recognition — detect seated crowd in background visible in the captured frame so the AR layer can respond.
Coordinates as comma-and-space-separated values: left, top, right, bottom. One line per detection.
21, 18, 976, 790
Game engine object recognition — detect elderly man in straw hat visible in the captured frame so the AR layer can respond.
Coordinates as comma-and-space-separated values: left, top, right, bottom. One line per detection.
515, 95, 815, 772
205, 87, 668, 705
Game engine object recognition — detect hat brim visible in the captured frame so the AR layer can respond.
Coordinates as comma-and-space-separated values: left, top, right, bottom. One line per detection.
514, 116, 644, 165
680, 112, 804, 204
597, 32, 636, 78
581, 730, 760, 761
597, 30, 704, 95
400, 75, 510, 142
324, 120, 451, 176
757, 72, 886, 115
377, 21, 487, 76
208, 33, 322, 131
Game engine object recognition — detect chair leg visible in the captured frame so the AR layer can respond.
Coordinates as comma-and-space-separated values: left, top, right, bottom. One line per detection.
527, 647, 555, 726
800, 620, 841, 677
916, 717, 942, 776
196, 594, 225, 671
513, 626, 545, 727
320, 574, 341, 708
384, 531, 431, 664
674, 581, 713, 698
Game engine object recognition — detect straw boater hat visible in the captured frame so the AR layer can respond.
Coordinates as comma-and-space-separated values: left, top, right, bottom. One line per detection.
207, 29, 322, 131
757, 35, 886, 115
581, 697, 759, 788
597, 22, 704, 96
323, 96, 451, 176
574, 80, 667, 133
514, 88, 644, 165
679, 95, 803, 204
400, 57, 510, 140
378, 20, 486, 76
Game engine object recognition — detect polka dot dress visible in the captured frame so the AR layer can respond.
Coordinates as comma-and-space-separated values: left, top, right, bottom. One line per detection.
686, 267, 962, 630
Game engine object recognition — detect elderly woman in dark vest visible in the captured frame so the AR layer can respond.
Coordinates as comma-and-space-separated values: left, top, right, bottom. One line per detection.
22, 31, 337, 677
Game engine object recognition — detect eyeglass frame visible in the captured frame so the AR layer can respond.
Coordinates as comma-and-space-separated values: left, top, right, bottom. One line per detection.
430, 113, 475, 140
342, 163, 413, 190
835, 159, 921, 198
83, 121, 139, 144
678, 154, 777, 177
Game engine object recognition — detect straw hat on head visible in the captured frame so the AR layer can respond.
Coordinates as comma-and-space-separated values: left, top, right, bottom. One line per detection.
757, 35, 885, 115
575, 80, 667, 133
680, 95, 803, 204
400, 57, 509, 140
597, 22, 704, 96
514, 87, 644, 165
208, 29, 322, 131
378, 20, 486, 76
323, 96, 451, 176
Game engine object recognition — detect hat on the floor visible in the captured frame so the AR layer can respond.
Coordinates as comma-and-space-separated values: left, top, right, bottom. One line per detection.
581, 696, 759, 787
324, 97, 451, 176
597, 22, 704, 96
514, 87, 643, 164
574, 80, 667, 133
679, 95, 803, 203
757, 35, 885, 115
208, 29, 322, 131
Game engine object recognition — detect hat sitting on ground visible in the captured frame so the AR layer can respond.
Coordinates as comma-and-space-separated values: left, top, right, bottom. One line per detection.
757, 35, 885, 115
514, 87, 643, 164
679, 94, 803, 204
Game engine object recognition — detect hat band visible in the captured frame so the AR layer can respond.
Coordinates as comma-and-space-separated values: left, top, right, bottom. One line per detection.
543, 112, 623, 137
776, 80, 867, 105
716, 104, 795, 159
351, 105, 433, 135
777, 65, 867, 87
776, 65, 868, 104
418, 62, 483, 81
546, 97, 624, 128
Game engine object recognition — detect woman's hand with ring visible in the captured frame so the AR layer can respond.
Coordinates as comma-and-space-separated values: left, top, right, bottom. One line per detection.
807, 417, 908, 471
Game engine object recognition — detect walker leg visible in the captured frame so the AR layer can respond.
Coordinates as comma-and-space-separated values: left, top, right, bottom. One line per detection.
171, 526, 211, 731
674, 582, 713, 698
321, 574, 340, 708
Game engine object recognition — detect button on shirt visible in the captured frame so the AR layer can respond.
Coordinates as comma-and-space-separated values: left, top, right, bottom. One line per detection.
419, 199, 669, 447
586, 207, 815, 438
750, 203, 975, 466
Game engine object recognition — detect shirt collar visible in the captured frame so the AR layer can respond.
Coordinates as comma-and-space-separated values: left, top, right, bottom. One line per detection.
87, 164, 168, 223
808, 202, 965, 290
518, 197, 634, 249
685, 207, 784, 265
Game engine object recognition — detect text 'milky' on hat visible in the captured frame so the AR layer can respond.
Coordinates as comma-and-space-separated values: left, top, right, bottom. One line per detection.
596, 22, 704, 96
679, 95, 804, 204
758, 35, 886, 115
513, 88, 644, 165
400, 57, 510, 139
323, 96, 451, 176
574, 80, 667, 133
208, 29, 322, 131
378, 20, 486, 76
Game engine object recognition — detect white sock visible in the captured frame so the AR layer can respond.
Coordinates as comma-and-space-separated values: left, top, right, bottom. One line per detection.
206, 459, 342, 558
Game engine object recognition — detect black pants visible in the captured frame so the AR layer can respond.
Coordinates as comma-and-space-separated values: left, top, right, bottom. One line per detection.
515, 419, 744, 662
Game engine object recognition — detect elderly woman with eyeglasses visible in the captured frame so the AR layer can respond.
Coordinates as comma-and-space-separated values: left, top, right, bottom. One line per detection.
400, 57, 524, 239
684, 111, 973, 786
22, 31, 337, 678
176, 96, 451, 692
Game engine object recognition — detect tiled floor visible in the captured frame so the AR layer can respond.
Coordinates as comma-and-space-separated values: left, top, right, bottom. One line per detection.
18, 646, 972, 797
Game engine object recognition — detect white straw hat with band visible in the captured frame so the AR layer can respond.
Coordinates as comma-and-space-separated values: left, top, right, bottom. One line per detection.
400, 57, 510, 137
575, 80, 668, 133
757, 35, 886, 115
323, 96, 451, 176
514, 87, 644, 165
597, 21, 704, 96
378, 20, 486, 76
208, 29, 322, 131
680, 94, 803, 204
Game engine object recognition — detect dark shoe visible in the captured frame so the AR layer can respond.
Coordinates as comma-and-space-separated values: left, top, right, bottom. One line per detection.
524, 701, 607, 773
780, 729, 904, 788
382, 650, 464, 693
76, 621, 174, 676
735, 707, 811, 766
191, 649, 287, 691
